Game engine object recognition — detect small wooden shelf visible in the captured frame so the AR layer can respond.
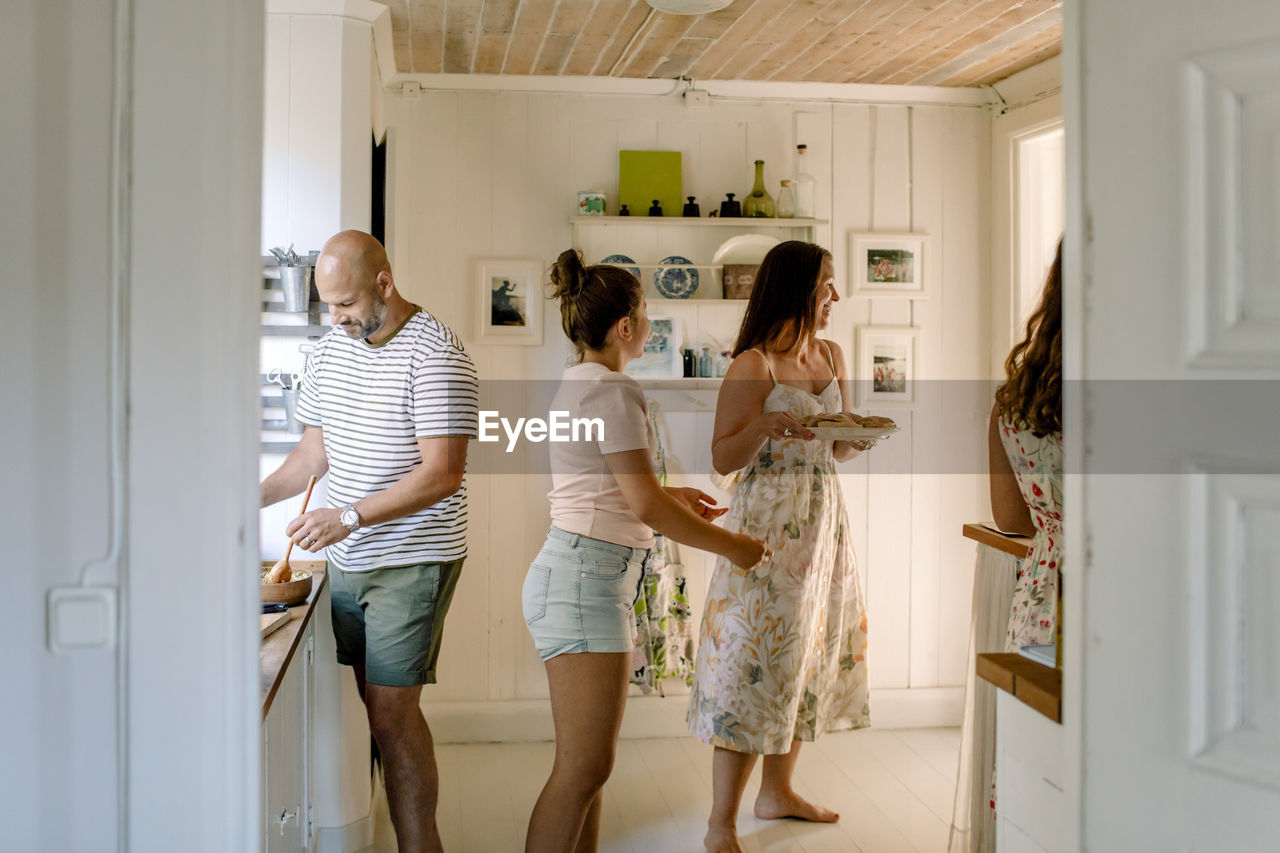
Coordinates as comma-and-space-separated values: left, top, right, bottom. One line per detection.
977, 652, 1062, 723
962, 522, 1033, 559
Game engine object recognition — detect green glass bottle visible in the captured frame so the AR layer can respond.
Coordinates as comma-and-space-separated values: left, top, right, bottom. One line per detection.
742, 160, 775, 218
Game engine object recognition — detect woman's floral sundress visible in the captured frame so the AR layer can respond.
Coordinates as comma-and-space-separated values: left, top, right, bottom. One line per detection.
687, 351, 870, 755
998, 420, 1064, 650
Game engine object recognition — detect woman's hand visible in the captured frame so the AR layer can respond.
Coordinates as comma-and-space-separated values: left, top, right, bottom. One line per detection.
666, 487, 729, 522
754, 411, 815, 442
728, 535, 772, 570
832, 436, 877, 462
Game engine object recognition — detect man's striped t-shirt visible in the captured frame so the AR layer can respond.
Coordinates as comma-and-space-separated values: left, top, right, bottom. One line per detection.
294, 307, 479, 571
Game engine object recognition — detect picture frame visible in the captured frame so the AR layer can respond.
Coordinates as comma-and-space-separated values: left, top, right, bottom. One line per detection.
624, 314, 684, 379
848, 232, 928, 297
476, 258, 543, 346
855, 326, 918, 406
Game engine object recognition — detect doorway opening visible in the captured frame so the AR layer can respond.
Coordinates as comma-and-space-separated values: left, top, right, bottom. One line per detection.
1013, 122, 1065, 329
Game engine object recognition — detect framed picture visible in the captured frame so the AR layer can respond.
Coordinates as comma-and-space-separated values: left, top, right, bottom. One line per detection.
855, 326, 918, 406
848, 232, 928, 297
624, 315, 683, 379
476, 258, 543, 345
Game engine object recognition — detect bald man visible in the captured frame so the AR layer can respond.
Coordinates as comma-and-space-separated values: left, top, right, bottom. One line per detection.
260, 230, 478, 852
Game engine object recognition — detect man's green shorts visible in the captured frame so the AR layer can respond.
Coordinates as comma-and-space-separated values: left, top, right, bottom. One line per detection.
328, 558, 463, 687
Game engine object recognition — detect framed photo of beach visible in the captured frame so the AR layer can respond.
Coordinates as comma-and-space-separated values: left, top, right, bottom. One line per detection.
476, 258, 543, 346
624, 314, 684, 379
855, 325, 918, 406
848, 232, 929, 298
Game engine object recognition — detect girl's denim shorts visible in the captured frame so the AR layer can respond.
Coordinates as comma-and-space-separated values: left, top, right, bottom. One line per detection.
522, 526, 652, 661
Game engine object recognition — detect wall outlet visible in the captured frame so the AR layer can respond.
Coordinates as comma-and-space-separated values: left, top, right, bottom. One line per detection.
47, 586, 117, 653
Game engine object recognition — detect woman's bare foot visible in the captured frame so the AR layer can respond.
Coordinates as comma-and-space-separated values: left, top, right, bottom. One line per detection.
753, 789, 839, 823
704, 823, 744, 852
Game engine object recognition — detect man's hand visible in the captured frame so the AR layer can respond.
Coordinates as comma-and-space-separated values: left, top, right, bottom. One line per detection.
286, 507, 349, 552
665, 487, 729, 522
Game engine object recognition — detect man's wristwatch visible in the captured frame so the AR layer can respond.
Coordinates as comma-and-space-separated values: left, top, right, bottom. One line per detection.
339, 503, 361, 533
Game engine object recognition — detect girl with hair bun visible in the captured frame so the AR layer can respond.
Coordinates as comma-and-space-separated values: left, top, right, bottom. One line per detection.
522, 250, 769, 853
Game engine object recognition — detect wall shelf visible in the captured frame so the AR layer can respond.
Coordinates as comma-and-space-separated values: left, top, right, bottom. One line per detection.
570, 215, 820, 412
570, 216, 827, 227
260, 258, 322, 454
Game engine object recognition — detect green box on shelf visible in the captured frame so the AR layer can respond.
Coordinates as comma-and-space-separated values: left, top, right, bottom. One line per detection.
618, 150, 682, 217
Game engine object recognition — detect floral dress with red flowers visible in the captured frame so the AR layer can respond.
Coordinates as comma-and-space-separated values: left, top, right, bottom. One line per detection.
997, 420, 1063, 650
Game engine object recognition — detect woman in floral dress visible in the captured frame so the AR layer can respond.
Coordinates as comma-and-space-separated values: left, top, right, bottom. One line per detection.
687, 241, 874, 853
979, 239, 1063, 837
989, 239, 1063, 650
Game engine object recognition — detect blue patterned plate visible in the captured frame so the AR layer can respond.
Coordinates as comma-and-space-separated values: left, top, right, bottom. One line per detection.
655, 255, 699, 299
601, 254, 641, 281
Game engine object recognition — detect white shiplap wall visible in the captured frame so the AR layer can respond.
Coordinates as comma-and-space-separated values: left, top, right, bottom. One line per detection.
381, 86, 991, 731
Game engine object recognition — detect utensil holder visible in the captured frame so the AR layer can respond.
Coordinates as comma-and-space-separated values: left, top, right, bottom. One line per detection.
281, 388, 302, 435
279, 265, 310, 312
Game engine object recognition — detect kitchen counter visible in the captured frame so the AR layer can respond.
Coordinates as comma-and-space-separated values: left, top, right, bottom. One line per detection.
261, 561, 327, 720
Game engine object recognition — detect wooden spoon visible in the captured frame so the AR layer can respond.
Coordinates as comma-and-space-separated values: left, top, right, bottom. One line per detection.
265, 474, 318, 584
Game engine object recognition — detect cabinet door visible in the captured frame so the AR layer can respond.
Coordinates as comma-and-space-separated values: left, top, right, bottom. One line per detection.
264, 642, 306, 852
302, 625, 316, 849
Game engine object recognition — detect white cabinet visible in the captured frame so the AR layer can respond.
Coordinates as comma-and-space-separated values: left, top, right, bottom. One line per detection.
263, 618, 316, 853
569, 215, 824, 368
994, 689, 1065, 852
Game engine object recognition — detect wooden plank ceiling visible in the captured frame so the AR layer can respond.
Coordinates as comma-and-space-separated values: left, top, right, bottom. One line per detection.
375, 0, 1061, 87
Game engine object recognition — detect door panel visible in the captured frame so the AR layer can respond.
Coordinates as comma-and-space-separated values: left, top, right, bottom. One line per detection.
1075, 2, 1280, 848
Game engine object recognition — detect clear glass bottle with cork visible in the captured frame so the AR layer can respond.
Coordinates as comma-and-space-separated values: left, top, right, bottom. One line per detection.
776, 180, 796, 218
793, 144, 816, 219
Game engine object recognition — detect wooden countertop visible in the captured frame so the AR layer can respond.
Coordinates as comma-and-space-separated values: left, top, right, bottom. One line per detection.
962, 522, 1034, 559
977, 652, 1062, 723
261, 561, 327, 721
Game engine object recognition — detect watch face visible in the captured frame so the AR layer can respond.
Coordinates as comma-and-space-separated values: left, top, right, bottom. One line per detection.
341, 507, 358, 530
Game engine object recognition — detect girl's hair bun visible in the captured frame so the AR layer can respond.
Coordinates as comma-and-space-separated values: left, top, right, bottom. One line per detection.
546, 248, 643, 358
550, 248, 587, 299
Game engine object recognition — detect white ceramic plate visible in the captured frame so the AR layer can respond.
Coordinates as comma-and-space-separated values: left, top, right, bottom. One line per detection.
712, 234, 782, 265
806, 426, 900, 441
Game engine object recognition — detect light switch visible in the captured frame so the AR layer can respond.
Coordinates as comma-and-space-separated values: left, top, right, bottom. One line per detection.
47, 586, 117, 653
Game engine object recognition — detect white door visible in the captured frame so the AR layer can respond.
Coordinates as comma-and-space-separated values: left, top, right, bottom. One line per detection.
1072, 1, 1280, 848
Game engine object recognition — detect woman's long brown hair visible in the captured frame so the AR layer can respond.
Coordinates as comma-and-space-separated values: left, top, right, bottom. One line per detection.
732, 241, 831, 357
995, 239, 1062, 436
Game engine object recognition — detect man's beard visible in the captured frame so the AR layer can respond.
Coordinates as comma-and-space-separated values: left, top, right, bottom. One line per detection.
343, 293, 387, 340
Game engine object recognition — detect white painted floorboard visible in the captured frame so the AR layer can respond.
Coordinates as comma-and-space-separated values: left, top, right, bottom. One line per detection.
356, 727, 959, 853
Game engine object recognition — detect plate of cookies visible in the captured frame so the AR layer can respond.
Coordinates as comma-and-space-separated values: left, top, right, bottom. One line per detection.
799, 412, 900, 441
